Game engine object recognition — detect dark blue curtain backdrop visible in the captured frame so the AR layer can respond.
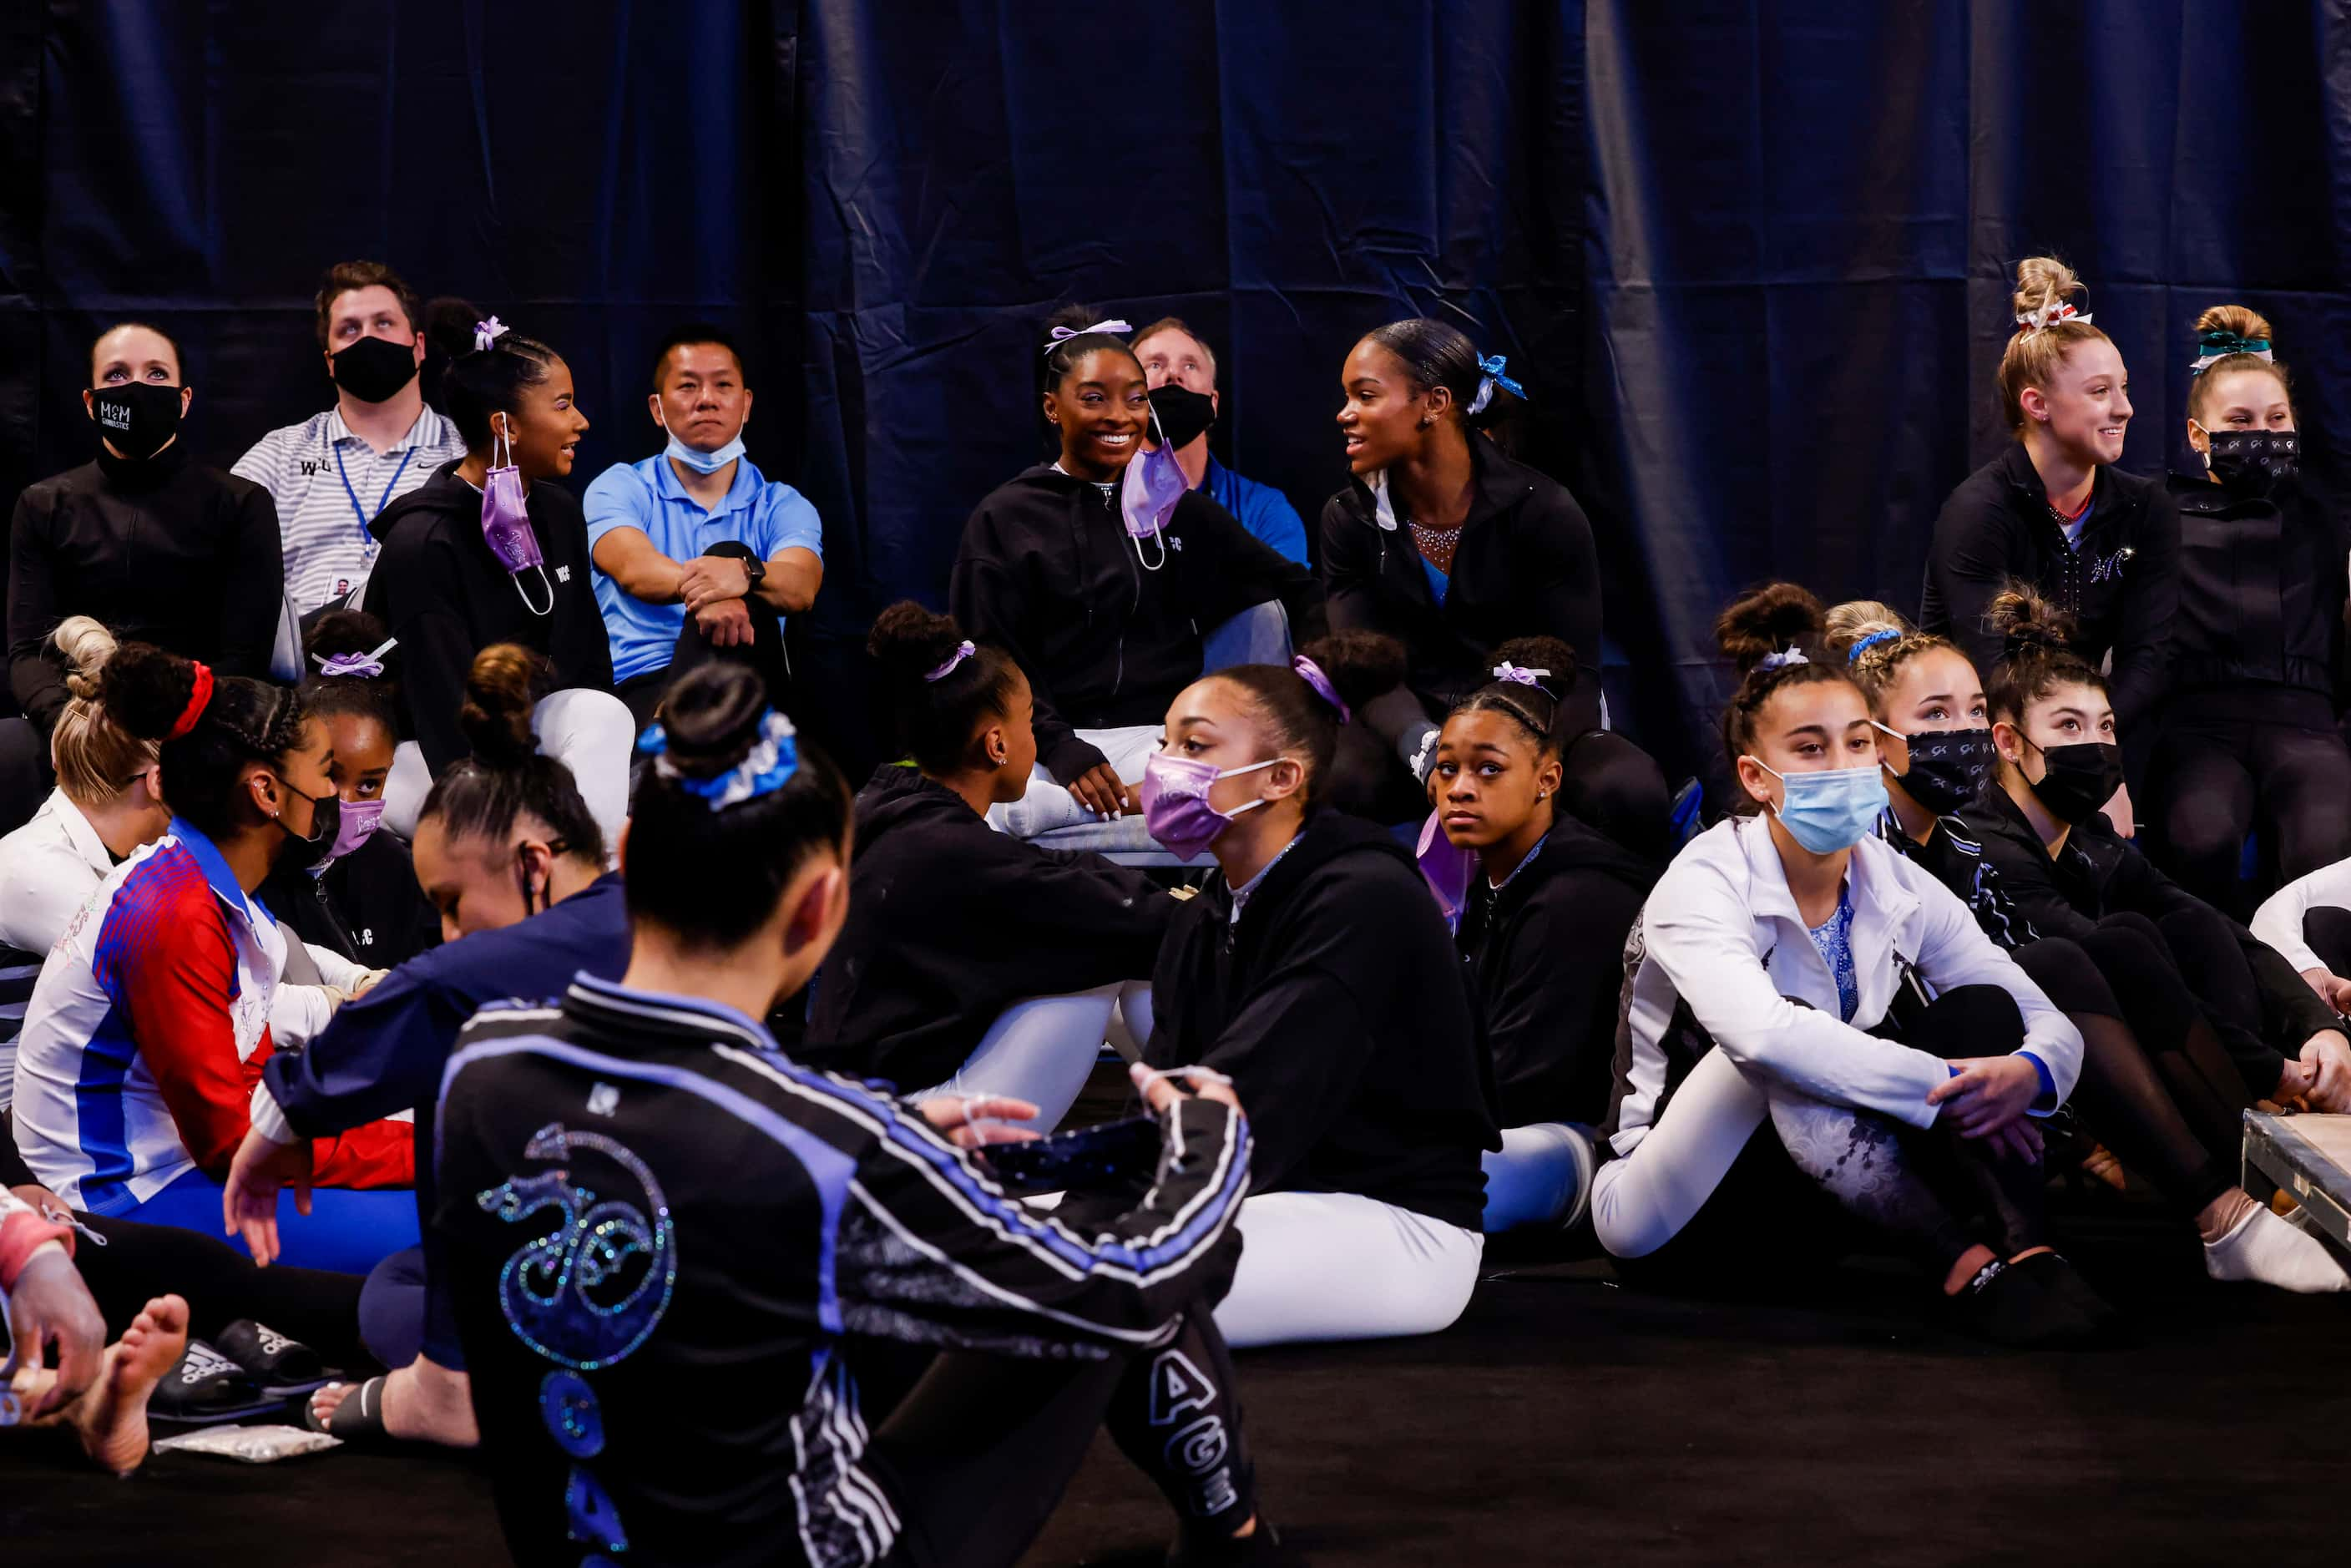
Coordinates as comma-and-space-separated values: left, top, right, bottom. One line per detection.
2, 1, 2345, 780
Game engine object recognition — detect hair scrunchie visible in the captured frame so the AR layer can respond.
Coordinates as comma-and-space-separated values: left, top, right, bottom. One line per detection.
924, 641, 976, 683
1846, 628, 1902, 663
165, 662, 215, 741
1291, 655, 1351, 725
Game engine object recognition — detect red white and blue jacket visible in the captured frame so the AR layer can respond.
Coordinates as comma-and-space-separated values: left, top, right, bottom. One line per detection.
9, 818, 413, 1215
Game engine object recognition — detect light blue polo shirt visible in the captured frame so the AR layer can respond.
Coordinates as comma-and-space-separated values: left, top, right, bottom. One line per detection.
584, 453, 824, 683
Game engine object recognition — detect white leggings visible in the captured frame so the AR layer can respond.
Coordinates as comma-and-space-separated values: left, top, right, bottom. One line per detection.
382, 687, 636, 856
1591, 1049, 1772, 1261
909, 985, 1119, 1133
988, 725, 1163, 839
1212, 1191, 1484, 1350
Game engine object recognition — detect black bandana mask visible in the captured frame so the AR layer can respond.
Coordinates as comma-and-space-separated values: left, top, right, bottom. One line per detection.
2203, 428, 2298, 496
89, 382, 183, 461
1147, 382, 1216, 450
1880, 724, 1996, 816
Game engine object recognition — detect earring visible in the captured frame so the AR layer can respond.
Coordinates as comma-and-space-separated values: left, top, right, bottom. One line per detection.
1537, 790, 1550, 800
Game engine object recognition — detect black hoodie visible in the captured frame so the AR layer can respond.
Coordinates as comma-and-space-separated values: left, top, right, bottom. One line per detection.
801, 766, 1174, 1092
1966, 783, 2329, 1095
1319, 439, 1603, 733
255, 829, 441, 971
1146, 810, 1498, 1230
2161, 470, 2348, 715
1919, 443, 2179, 733
1457, 815, 1657, 1128
950, 468, 1324, 783
361, 463, 612, 774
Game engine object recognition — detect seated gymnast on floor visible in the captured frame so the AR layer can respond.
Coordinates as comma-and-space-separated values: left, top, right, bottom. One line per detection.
434, 663, 1280, 1568
1591, 584, 2105, 1346
1826, 594, 2348, 1292
1418, 635, 1662, 1233
801, 601, 1176, 1120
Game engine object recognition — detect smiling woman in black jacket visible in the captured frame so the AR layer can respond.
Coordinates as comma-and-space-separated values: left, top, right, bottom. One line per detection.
949, 306, 1322, 830
2144, 305, 2351, 912
1920, 257, 2178, 771
1137, 637, 1498, 1347
1322, 320, 1602, 819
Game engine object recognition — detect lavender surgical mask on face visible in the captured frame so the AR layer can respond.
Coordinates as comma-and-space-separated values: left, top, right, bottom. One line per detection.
1137, 751, 1277, 858
312, 797, 386, 872
482, 417, 555, 615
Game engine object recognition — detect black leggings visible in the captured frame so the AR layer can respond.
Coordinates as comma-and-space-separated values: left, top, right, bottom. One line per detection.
2010, 928, 2238, 1216
2150, 693, 2351, 915
2129, 903, 2293, 1100
1625, 984, 2050, 1288
2, 1117, 367, 1360
862, 1306, 1254, 1568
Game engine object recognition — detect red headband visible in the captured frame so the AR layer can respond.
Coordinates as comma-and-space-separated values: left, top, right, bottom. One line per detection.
164, 663, 215, 741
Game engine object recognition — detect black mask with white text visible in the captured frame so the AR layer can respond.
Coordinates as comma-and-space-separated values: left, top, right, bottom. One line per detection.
89, 382, 182, 461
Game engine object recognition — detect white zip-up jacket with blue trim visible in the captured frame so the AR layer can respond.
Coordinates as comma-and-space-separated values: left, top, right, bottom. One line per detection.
1603, 816, 2082, 1157
433, 972, 1251, 1568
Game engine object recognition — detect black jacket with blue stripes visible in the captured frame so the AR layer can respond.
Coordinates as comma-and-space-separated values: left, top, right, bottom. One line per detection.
433, 972, 1250, 1568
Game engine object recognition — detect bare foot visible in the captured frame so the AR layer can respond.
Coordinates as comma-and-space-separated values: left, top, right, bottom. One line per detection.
74, 1294, 188, 1475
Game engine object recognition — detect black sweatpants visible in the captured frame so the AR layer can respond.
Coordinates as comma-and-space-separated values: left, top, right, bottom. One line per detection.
2011, 928, 2237, 1217
862, 1306, 1255, 1568
614, 539, 791, 731
2149, 689, 2351, 915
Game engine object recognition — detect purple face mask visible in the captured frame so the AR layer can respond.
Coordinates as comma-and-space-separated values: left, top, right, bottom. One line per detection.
482, 417, 555, 615
1119, 406, 1186, 568
1415, 808, 1475, 930
1137, 752, 1277, 858
313, 797, 386, 870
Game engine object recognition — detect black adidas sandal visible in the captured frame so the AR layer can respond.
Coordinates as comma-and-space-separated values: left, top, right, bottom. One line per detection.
214, 1320, 336, 1398
149, 1340, 280, 1425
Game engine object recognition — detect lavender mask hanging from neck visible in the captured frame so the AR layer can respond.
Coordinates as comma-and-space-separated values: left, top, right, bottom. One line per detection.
1119, 404, 1186, 569
481, 415, 555, 615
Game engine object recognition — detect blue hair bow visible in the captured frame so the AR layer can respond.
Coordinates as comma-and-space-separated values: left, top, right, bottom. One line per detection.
1467, 354, 1528, 416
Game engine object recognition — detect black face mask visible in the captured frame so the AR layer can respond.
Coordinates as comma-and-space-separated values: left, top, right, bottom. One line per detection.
2204, 428, 2298, 496
331, 334, 421, 404
2025, 739, 2125, 827
272, 776, 340, 864
1148, 382, 1216, 450
1883, 724, 1996, 816
89, 382, 183, 461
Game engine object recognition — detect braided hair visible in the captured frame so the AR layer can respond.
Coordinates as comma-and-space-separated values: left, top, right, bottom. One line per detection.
1714, 583, 1861, 811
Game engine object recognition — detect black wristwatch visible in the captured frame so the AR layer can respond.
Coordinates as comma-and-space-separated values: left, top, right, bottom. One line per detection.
739, 555, 766, 590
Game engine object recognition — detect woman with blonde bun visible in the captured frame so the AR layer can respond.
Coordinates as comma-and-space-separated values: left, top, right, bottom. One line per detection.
1921, 256, 2178, 770
2145, 305, 2351, 913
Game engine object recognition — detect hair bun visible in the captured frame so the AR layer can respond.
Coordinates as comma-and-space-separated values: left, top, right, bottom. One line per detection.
2193, 302, 2273, 346
1292, 630, 1408, 709
1986, 584, 2077, 652
458, 644, 549, 767
2013, 255, 2086, 323
53, 616, 122, 702
97, 641, 201, 742
1487, 635, 1578, 692
867, 601, 970, 685
657, 664, 771, 781
1714, 583, 1828, 673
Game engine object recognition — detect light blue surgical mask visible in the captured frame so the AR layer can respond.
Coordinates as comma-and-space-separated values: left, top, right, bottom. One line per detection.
1745, 758, 1887, 855
665, 432, 746, 475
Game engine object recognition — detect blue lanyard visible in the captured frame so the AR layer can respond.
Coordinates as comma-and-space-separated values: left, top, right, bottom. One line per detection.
334, 443, 417, 545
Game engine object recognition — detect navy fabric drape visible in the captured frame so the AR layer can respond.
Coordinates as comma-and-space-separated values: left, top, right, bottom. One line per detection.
5, 3, 2348, 782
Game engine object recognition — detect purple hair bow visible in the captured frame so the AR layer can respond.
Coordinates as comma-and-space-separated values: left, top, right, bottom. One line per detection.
925, 640, 976, 682
1044, 318, 1132, 352
1491, 661, 1555, 697
311, 636, 397, 680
